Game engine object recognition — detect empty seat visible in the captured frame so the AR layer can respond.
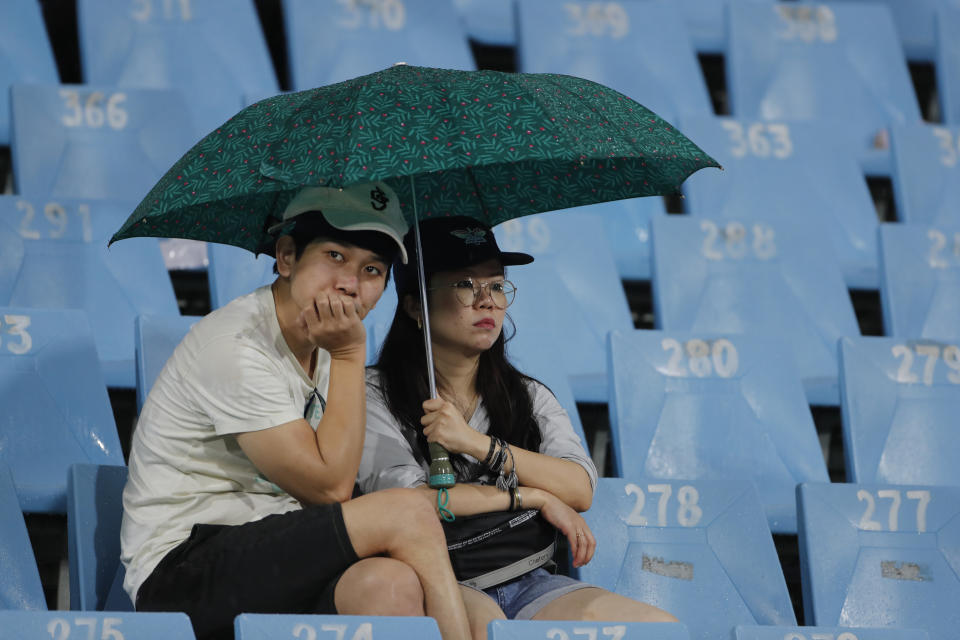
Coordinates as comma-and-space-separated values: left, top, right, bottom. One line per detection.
797, 482, 960, 640
10, 84, 197, 202
727, 2, 921, 171
878, 223, 960, 340
0, 305, 124, 513
608, 329, 828, 533
207, 244, 276, 310
489, 619, 690, 640
495, 213, 634, 402
517, 0, 712, 124
577, 477, 796, 640
282, 0, 475, 90
76, 0, 278, 135
135, 315, 201, 411
0, 463, 46, 610
838, 336, 960, 485
889, 122, 960, 226
676, 0, 777, 54
680, 115, 880, 288
234, 613, 440, 640
0, 197, 180, 387
67, 464, 132, 611
0, 0, 59, 145
0, 611, 195, 640
937, 5, 960, 124
735, 625, 930, 640
452, 0, 516, 46
651, 215, 860, 405
821, 0, 947, 61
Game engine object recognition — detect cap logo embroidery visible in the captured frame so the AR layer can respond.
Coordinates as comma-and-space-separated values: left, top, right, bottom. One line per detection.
451, 228, 487, 245
370, 185, 389, 211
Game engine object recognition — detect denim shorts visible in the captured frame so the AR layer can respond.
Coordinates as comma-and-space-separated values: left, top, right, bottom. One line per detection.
471, 568, 595, 619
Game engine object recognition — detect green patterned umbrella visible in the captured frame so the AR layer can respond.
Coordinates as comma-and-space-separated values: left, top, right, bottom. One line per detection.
110, 64, 719, 250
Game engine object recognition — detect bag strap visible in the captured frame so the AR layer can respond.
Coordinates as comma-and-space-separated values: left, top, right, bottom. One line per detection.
458, 540, 557, 590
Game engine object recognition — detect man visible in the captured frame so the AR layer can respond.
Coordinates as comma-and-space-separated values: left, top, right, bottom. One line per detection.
121, 182, 471, 640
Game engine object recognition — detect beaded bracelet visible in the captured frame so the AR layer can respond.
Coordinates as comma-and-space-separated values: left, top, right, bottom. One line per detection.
481, 436, 497, 467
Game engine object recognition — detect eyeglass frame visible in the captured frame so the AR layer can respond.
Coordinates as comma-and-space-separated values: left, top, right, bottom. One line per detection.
427, 277, 517, 309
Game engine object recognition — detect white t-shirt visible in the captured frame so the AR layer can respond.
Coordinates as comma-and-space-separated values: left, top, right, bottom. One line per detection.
120, 285, 330, 601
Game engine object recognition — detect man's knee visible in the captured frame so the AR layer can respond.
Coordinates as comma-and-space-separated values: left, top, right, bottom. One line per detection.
337, 558, 424, 616
379, 488, 445, 541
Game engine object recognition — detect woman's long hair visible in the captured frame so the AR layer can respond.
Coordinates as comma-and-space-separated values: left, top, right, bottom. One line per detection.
373, 282, 543, 482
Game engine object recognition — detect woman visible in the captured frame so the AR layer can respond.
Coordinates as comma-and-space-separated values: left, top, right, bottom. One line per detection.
359, 216, 676, 639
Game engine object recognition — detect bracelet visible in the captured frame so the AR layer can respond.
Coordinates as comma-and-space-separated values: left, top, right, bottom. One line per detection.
513, 487, 523, 511
482, 435, 497, 466
507, 486, 515, 511
496, 441, 518, 491
437, 488, 455, 522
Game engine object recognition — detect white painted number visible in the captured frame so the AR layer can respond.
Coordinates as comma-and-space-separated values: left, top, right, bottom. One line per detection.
927, 229, 960, 268
17, 201, 93, 243
662, 337, 739, 378
564, 3, 629, 39
932, 127, 960, 168
1, 315, 32, 355
775, 4, 837, 43
60, 90, 129, 130
722, 121, 794, 159
700, 220, 777, 260
292, 623, 372, 640
337, 0, 405, 31
546, 625, 627, 640
46, 619, 125, 640
858, 489, 931, 532
624, 483, 702, 527
500, 217, 551, 254
892, 343, 960, 386
131, 0, 193, 22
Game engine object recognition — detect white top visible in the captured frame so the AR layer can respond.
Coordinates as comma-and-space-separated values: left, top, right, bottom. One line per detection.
359, 370, 598, 493
121, 285, 330, 600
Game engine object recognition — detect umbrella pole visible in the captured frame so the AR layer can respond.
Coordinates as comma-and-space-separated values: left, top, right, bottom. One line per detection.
411, 177, 456, 490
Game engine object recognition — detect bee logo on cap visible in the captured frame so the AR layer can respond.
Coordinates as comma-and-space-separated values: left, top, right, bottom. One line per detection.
370, 185, 389, 211
451, 228, 487, 245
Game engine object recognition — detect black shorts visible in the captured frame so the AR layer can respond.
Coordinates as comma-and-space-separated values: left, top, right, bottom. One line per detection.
136, 503, 359, 640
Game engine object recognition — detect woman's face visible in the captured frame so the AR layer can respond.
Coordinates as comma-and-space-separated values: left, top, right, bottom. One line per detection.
422, 258, 507, 357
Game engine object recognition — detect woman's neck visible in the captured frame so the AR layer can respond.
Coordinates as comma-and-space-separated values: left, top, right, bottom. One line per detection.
432, 342, 480, 403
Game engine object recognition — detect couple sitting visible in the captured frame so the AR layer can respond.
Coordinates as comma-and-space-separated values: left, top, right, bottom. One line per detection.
120, 182, 676, 640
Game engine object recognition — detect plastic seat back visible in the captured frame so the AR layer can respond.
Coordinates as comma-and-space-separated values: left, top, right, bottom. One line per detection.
135, 315, 201, 412
0, 611, 194, 640
489, 620, 690, 640
651, 215, 860, 405
76, 0, 278, 134
66, 464, 132, 611
452, 0, 516, 46
677, 0, 777, 53
797, 482, 960, 640
282, 0, 474, 90
889, 122, 960, 227
936, 5, 960, 125
0, 463, 46, 610
234, 613, 440, 640
577, 478, 796, 640
878, 223, 960, 340
207, 244, 276, 310
735, 625, 929, 640
838, 336, 960, 485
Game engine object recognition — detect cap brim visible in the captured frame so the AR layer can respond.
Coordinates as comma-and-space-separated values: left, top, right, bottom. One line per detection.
499, 251, 534, 266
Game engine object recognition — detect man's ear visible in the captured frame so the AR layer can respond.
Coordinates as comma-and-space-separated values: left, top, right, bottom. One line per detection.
402, 293, 421, 322
275, 236, 296, 277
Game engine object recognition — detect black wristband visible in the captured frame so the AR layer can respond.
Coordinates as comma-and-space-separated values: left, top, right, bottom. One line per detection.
482, 435, 497, 467
507, 486, 515, 510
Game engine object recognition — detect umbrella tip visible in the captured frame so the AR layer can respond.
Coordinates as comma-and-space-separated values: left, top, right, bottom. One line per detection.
393, 61, 408, 67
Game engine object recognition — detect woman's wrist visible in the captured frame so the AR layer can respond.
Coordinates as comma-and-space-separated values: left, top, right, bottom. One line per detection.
522, 487, 548, 510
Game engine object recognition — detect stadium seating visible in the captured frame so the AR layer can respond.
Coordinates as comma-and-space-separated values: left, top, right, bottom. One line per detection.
797, 482, 960, 640
517, 0, 712, 125
821, 0, 957, 61
489, 620, 690, 640
607, 329, 828, 533
0, 0, 59, 146
135, 315, 200, 411
650, 215, 860, 405
66, 464, 133, 612
0, 611, 195, 640
0, 305, 124, 513
576, 478, 796, 640
936, 5, 960, 125
76, 0, 278, 135
678, 0, 777, 53
234, 613, 440, 640
735, 625, 930, 640
282, 0, 475, 90
679, 115, 880, 288
207, 244, 276, 310
0, 463, 46, 610
838, 336, 960, 486
878, 223, 960, 340
9, 84, 197, 202
0, 197, 179, 387
727, 2, 921, 173
452, 0, 515, 46
495, 213, 635, 402
889, 122, 960, 226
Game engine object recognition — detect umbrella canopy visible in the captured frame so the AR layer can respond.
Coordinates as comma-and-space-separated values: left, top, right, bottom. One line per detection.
111, 64, 719, 250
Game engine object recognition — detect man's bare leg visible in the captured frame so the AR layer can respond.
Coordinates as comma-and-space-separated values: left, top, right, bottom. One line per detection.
336, 557, 425, 616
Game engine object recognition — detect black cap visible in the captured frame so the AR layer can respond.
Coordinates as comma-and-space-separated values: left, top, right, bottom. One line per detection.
394, 216, 533, 295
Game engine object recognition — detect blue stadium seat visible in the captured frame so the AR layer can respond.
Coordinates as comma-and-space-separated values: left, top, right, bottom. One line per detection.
207, 244, 276, 310
878, 223, 960, 340
234, 613, 440, 640
577, 478, 796, 640
680, 115, 880, 288
452, 0, 515, 46
727, 2, 921, 172
282, 0, 475, 90
937, 5, 960, 124
489, 620, 690, 640
797, 482, 960, 640
677, 0, 777, 54
0, 196, 179, 387
650, 215, 860, 406
735, 625, 930, 640
0, 0, 59, 145
516, 1, 712, 125
495, 213, 634, 402
838, 336, 960, 485
76, 0, 278, 135
608, 330, 828, 533
135, 315, 200, 412
0, 463, 46, 610
10, 84, 197, 202
0, 305, 124, 513
889, 122, 960, 226
0, 611, 195, 640
67, 464, 132, 612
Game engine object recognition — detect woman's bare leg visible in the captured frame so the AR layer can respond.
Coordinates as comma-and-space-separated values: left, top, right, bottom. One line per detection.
531, 587, 677, 623
458, 585, 505, 640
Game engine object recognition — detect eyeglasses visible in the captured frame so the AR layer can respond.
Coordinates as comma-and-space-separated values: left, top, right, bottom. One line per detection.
430, 278, 517, 309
